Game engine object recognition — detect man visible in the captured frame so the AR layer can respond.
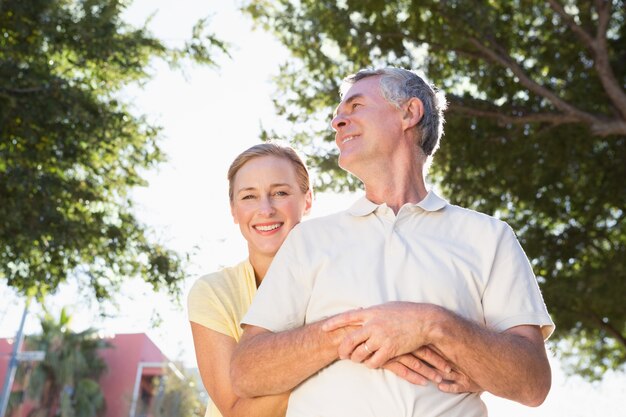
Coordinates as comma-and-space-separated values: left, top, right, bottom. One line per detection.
231, 67, 554, 416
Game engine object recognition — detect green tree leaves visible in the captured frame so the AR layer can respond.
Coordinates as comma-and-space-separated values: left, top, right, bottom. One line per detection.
0, 0, 226, 300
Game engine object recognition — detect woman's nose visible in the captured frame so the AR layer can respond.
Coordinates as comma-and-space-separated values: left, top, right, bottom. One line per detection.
258, 196, 276, 215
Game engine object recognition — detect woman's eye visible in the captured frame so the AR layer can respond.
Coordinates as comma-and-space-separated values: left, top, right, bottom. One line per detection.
352, 102, 361, 109
241, 194, 255, 200
274, 191, 289, 197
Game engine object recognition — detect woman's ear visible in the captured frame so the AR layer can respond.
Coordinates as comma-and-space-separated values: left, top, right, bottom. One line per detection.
303, 190, 313, 216
402, 97, 424, 130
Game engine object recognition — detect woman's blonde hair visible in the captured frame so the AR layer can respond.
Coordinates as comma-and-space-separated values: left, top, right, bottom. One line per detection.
227, 142, 311, 202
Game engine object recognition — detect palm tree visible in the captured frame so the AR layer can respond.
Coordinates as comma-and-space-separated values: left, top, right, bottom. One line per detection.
13, 307, 110, 417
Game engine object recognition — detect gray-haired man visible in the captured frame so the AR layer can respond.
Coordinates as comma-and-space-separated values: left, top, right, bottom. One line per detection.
231, 67, 553, 417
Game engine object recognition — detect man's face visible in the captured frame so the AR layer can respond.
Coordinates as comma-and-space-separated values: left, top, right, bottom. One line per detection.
331, 76, 405, 174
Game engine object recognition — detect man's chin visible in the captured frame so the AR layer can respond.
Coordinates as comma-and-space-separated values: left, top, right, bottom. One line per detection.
337, 156, 360, 179
337, 154, 352, 171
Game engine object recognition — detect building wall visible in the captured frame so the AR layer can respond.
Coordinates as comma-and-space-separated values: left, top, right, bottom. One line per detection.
0, 338, 12, 382
99, 333, 169, 417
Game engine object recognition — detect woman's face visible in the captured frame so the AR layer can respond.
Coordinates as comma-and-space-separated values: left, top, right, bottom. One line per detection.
230, 155, 312, 261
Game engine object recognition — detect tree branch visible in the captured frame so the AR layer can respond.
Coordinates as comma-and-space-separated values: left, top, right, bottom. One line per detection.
0, 86, 49, 94
394, 12, 626, 136
591, 313, 626, 349
467, 36, 598, 124
548, 0, 626, 120
547, 0, 595, 48
448, 99, 626, 137
448, 102, 579, 125
595, 0, 612, 37
387, 34, 487, 62
591, 2, 626, 120
589, 119, 626, 137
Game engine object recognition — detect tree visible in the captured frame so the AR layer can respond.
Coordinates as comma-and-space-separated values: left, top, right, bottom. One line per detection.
12, 308, 110, 417
0, 0, 228, 301
242, 0, 626, 380
150, 365, 206, 417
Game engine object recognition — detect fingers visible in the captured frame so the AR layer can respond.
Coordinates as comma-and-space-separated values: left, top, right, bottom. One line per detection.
364, 344, 396, 369
337, 327, 369, 359
322, 309, 366, 332
437, 369, 482, 394
335, 322, 389, 365
413, 346, 452, 374
438, 379, 469, 394
382, 361, 428, 386
339, 329, 400, 369
349, 342, 373, 363
393, 353, 444, 384
339, 333, 393, 369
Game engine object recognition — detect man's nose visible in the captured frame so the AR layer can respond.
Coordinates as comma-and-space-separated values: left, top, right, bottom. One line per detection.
331, 113, 348, 131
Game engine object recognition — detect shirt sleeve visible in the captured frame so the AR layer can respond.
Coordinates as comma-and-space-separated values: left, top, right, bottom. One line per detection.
242, 226, 313, 332
482, 223, 555, 339
187, 276, 234, 337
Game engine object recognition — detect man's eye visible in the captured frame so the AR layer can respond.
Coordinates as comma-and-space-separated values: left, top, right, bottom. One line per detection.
352, 103, 361, 109
242, 195, 256, 200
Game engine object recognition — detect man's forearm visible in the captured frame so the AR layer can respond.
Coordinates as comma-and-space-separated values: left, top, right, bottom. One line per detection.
429, 307, 551, 406
323, 302, 550, 405
231, 321, 344, 398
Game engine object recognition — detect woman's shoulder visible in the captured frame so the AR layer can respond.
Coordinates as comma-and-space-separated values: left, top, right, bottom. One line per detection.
188, 259, 253, 297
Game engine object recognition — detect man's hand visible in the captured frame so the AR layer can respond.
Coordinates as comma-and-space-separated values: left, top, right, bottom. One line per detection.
382, 346, 448, 386
322, 302, 437, 368
324, 306, 483, 393
372, 344, 482, 393
438, 367, 483, 394
323, 304, 483, 394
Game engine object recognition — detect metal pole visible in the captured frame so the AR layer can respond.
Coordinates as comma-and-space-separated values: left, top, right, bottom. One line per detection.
128, 362, 166, 417
0, 297, 31, 417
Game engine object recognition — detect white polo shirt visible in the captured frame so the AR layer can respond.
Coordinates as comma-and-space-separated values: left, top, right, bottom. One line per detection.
243, 191, 554, 417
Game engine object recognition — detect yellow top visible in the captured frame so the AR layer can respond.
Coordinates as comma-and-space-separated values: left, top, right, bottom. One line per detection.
188, 259, 257, 417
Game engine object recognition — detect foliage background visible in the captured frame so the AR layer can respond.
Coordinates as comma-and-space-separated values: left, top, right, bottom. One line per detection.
0, 0, 227, 302
1, 1, 625, 416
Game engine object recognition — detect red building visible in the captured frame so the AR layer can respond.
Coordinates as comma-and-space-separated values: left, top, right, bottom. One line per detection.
0, 333, 172, 417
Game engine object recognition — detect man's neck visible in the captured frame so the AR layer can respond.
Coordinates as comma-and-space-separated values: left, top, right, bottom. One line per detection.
363, 166, 428, 214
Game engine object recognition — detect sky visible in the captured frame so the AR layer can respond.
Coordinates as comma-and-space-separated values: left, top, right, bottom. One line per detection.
1, 1, 624, 416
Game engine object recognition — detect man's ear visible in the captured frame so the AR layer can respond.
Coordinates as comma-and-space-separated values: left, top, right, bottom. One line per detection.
402, 97, 424, 130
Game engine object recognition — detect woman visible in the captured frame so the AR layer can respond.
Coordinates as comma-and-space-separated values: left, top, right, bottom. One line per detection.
188, 142, 312, 417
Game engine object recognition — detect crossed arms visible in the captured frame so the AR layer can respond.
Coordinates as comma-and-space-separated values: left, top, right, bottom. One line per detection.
231, 301, 551, 407
191, 310, 467, 417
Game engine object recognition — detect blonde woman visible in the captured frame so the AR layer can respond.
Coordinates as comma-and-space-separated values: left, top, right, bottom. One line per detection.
188, 142, 313, 417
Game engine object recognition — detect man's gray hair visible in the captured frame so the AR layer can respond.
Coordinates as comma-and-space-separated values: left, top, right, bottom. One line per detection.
340, 67, 448, 157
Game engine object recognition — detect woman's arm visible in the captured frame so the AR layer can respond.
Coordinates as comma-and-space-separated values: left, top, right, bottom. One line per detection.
190, 321, 289, 417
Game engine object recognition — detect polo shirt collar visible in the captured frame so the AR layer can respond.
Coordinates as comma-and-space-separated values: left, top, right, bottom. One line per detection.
348, 189, 448, 217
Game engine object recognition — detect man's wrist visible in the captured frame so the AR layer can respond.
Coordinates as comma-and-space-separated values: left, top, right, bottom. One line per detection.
422, 304, 452, 347
309, 320, 344, 360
